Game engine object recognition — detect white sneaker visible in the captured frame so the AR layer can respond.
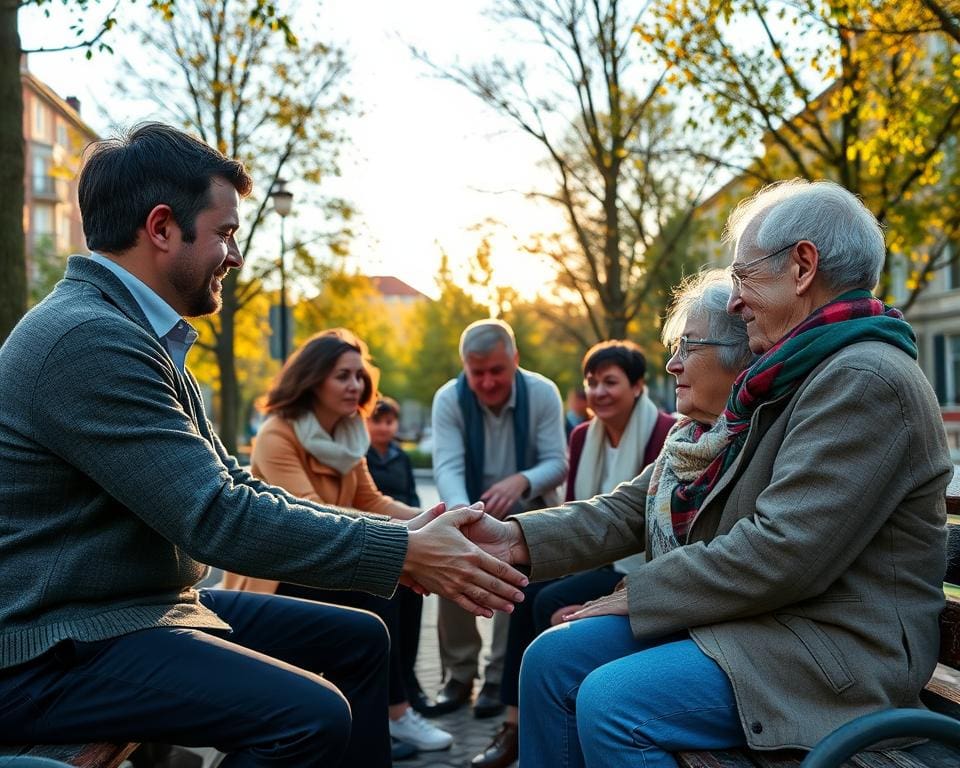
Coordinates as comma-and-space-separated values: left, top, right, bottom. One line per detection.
389, 708, 454, 751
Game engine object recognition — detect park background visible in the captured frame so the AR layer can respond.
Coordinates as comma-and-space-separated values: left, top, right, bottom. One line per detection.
4, 0, 960, 461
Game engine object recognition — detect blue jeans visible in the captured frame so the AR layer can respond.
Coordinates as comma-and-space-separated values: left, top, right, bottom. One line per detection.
519, 615, 745, 768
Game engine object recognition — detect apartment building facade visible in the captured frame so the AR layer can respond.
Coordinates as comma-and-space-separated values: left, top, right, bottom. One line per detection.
21, 56, 98, 290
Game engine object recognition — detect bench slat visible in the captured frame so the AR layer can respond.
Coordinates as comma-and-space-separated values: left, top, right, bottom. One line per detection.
677, 750, 761, 767
850, 748, 946, 767
0, 743, 137, 768
939, 593, 960, 668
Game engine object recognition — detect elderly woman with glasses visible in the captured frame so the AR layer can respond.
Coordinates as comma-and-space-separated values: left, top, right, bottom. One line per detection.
464, 179, 951, 768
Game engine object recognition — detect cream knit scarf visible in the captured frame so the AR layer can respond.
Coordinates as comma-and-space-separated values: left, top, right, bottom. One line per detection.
292, 411, 370, 476
574, 391, 659, 500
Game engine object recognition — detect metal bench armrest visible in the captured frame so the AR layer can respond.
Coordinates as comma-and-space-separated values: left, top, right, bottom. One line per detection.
801, 709, 960, 768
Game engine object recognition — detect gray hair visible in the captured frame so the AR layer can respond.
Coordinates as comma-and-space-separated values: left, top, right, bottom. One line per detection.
459, 318, 517, 359
661, 269, 755, 372
723, 179, 885, 292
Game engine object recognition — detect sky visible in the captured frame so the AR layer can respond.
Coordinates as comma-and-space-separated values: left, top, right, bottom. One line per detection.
18, 0, 570, 299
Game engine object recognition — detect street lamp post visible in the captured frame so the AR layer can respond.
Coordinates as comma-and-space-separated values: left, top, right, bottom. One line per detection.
269, 179, 294, 361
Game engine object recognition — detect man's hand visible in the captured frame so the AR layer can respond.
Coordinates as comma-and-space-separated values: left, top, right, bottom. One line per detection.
562, 585, 629, 621
404, 506, 528, 618
460, 508, 530, 566
480, 473, 530, 519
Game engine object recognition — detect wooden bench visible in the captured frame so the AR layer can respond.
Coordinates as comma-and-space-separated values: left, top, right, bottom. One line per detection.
0, 742, 137, 767
676, 467, 960, 768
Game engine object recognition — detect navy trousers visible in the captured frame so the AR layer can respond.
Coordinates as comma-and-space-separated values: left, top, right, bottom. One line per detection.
501, 567, 624, 707
276, 582, 411, 706
0, 589, 391, 767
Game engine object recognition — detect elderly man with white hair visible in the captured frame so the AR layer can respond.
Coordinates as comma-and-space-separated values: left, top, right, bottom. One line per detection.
466, 180, 952, 767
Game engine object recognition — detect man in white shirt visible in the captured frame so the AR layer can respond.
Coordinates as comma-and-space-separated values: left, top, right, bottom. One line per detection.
429, 319, 567, 720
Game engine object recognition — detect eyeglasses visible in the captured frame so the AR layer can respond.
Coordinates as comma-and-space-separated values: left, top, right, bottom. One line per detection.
670, 335, 738, 362
730, 241, 800, 291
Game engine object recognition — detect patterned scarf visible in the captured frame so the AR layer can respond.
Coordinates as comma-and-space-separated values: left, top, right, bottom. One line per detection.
664, 289, 917, 544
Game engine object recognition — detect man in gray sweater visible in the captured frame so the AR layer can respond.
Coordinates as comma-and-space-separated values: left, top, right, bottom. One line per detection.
0, 123, 526, 767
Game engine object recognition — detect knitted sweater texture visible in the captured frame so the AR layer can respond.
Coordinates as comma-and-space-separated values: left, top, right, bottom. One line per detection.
0, 256, 408, 668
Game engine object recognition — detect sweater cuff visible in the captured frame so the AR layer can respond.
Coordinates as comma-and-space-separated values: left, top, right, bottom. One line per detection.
352, 519, 409, 597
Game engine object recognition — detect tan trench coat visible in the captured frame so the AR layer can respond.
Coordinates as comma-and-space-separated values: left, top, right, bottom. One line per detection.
222, 415, 402, 594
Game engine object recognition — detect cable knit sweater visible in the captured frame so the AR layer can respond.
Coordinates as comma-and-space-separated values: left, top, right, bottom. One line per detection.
0, 256, 408, 668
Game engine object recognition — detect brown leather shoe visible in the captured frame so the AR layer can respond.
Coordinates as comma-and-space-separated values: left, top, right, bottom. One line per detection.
470, 721, 518, 768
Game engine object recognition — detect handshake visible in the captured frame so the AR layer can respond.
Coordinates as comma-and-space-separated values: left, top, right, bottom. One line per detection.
399, 502, 531, 618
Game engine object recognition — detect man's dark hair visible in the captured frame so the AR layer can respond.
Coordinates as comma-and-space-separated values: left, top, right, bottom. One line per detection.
78, 122, 253, 253
582, 340, 647, 385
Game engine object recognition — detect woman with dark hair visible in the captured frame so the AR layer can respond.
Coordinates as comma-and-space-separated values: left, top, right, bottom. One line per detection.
223, 329, 453, 758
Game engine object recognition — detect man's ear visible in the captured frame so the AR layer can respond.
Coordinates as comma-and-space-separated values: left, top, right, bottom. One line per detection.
144, 204, 177, 251
794, 240, 819, 296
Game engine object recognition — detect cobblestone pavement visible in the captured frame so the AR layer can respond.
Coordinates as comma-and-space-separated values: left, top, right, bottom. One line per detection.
403, 595, 504, 767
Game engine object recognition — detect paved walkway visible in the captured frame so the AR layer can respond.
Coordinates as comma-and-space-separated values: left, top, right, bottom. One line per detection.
405, 595, 503, 767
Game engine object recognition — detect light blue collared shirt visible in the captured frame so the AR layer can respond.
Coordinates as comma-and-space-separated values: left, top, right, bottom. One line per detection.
88, 253, 198, 372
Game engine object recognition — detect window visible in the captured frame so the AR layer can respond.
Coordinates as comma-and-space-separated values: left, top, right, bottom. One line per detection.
56, 207, 71, 253
932, 333, 960, 405
33, 204, 54, 236
32, 99, 47, 138
56, 121, 69, 148
31, 150, 53, 196
948, 242, 960, 291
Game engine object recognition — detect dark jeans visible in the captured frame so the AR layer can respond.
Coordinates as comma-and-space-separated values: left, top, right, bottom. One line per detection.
501, 567, 624, 707
0, 589, 391, 768
277, 582, 416, 706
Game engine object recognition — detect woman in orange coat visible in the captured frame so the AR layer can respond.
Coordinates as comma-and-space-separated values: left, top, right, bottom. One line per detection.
224, 328, 453, 757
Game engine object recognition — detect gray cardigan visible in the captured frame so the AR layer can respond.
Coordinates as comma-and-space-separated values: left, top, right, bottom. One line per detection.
0, 256, 408, 668
514, 340, 951, 750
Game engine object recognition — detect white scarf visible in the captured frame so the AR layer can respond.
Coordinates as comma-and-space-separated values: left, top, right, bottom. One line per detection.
291, 411, 370, 476
574, 391, 659, 500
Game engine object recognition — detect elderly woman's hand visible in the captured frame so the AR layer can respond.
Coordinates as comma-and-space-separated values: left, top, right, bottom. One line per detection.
562, 584, 630, 621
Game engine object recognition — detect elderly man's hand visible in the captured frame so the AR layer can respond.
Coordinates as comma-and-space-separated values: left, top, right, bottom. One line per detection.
480, 473, 530, 519
404, 506, 528, 617
562, 584, 629, 621
460, 506, 531, 566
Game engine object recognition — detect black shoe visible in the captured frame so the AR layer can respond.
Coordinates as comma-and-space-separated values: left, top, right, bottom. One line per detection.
473, 682, 505, 719
407, 681, 434, 715
392, 737, 418, 761
423, 677, 473, 716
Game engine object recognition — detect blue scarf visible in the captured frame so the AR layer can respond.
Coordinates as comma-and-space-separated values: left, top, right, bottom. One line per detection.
456, 370, 530, 503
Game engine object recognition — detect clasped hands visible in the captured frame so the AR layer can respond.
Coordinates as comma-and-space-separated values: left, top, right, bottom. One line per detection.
401, 501, 529, 619
401, 501, 629, 622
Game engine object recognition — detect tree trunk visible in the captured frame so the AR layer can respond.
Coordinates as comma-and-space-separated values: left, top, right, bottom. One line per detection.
0, 1, 25, 344
216, 270, 240, 454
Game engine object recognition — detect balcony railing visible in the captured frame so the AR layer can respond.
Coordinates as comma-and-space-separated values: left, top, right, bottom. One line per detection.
32, 174, 64, 200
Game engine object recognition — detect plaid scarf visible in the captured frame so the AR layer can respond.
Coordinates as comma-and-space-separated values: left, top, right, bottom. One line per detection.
667, 289, 917, 542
